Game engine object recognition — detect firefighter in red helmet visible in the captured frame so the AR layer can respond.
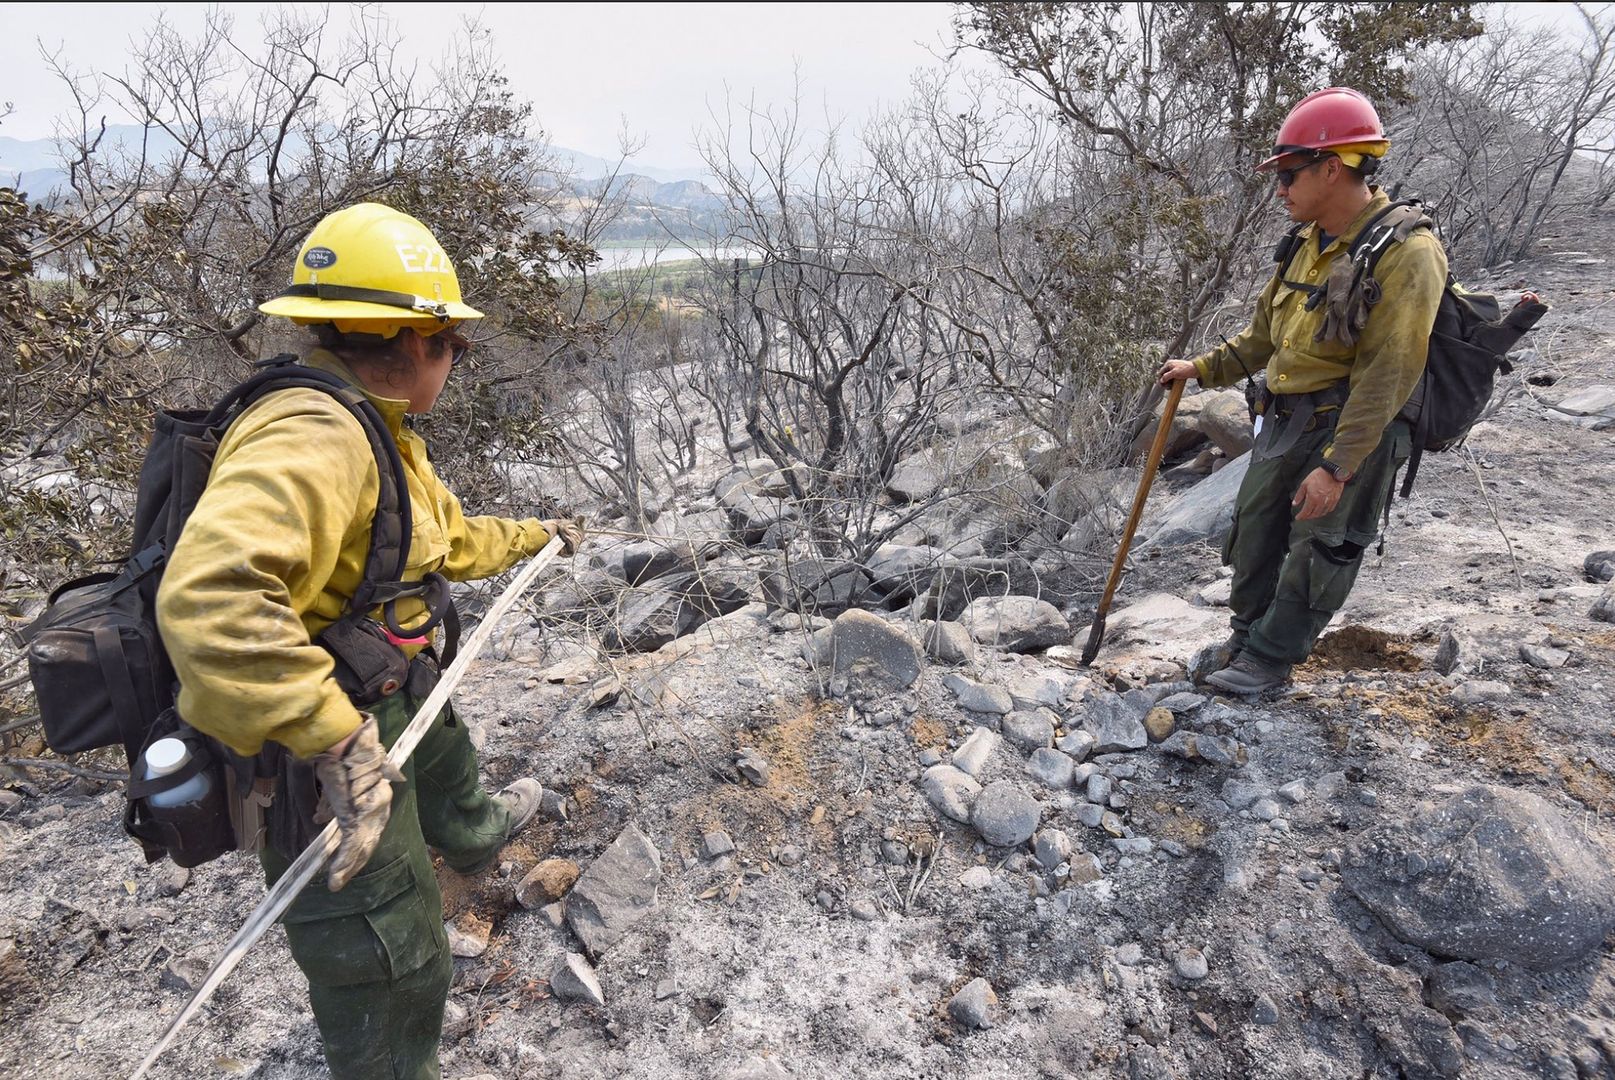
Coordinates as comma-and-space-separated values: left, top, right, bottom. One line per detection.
1157, 88, 1448, 693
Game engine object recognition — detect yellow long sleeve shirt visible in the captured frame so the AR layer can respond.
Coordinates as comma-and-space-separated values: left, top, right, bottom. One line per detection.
155, 350, 553, 759
1192, 190, 1448, 474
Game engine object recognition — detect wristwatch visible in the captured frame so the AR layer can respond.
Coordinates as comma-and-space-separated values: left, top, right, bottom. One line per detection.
1321, 459, 1354, 483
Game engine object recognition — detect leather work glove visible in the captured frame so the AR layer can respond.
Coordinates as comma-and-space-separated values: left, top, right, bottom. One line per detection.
313, 714, 404, 891
541, 516, 586, 557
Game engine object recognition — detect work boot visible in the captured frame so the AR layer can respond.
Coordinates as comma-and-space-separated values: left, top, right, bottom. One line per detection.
1204, 653, 1291, 696
1192, 632, 1248, 684
456, 778, 544, 874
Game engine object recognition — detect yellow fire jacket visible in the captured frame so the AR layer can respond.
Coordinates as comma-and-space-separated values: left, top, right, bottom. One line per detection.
155, 350, 553, 759
1192, 189, 1448, 474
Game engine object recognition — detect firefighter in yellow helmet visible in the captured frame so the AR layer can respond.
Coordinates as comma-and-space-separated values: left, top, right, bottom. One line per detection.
157, 203, 583, 1078
1157, 88, 1447, 694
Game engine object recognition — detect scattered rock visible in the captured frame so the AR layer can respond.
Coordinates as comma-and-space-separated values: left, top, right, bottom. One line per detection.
1250, 993, 1281, 1025
1027, 748, 1076, 789
602, 570, 751, 652
1594, 587, 1615, 623
760, 558, 871, 616
817, 609, 922, 690
918, 619, 975, 665
922, 765, 982, 823
947, 977, 998, 1029
551, 953, 606, 1005
1144, 707, 1175, 742
516, 859, 582, 909
566, 824, 664, 958
1434, 628, 1483, 676
1342, 785, 1615, 970
952, 728, 998, 778
1278, 780, 1308, 804
1173, 947, 1209, 980
958, 866, 993, 889
446, 913, 491, 959
1068, 853, 1103, 883
942, 673, 1015, 714
887, 447, 945, 503
1135, 454, 1250, 553
1195, 579, 1232, 607
849, 897, 879, 922
701, 831, 735, 859
1085, 773, 1112, 805
1042, 713, 1091, 754
1156, 731, 1240, 767
970, 781, 1041, 847
736, 748, 772, 786
1449, 680, 1512, 705
1587, 549, 1615, 583
1082, 692, 1149, 753
1001, 710, 1056, 751
154, 864, 190, 898
1155, 692, 1206, 715
1220, 779, 1263, 810
1034, 829, 1073, 869
1250, 798, 1282, 822
1520, 643, 1570, 669
593, 539, 696, 586
159, 955, 207, 993
960, 595, 1070, 652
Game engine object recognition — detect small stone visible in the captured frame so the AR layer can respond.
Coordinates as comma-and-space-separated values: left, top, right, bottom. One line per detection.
155, 864, 191, 898
1220, 779, 1263, 810
1076, 803, 1106, 828
849, 898, 879, 921
1585, 550, 1615, 583
1001, 710, 1056, 752
159, 955, 207, 993
1034, 829, 1073, 869
1520, 643, 1570, 669
1082, 692, 1149, 753
1110, 837, 1153, 855
1193, 1011, 1218, 1035
540, 902, 567, 929
959, 866, 993, 889
947, 977, 998, 1029
942, 673, 1014, 714
880, 839, 909, 865
516, 858, 583, 909
1055, 729, 1096, 761
446, 914, 492, 958
540, 789, 572, 822
1277, 780, 1308, 805
1450, 680, 1511, 706
1158, 839, 1188, 858
970, 782, 1041, 847
952, 727, 998, 778
1068, 853, 1103, 883
551, 953, 605, 1005
701, 831, 736, 859
922, 765, 982, 824
1144, 708, 1176, 742
1100, 811, 1126, 837
655, 977, 679, 1001
1027, 748, 1076, 789
1427, 961, 1498, 1018
442, 999, 474, 1039
816, 890, 836, 911
1250, 798, 1282, 822
736, 749, 772, 785
1250, 993, 1280, 1025
917, 747, 943, 767
1116, 942, 1143, 966
1155, 692, 1206, 715
777, 845, 803, 868
1173, 947, 1209, 980
1085, 773, 1112, 805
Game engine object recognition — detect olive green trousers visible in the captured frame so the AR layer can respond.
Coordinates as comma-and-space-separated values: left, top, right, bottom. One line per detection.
260, 688, 512, 1080
1225, 418, 1411, 669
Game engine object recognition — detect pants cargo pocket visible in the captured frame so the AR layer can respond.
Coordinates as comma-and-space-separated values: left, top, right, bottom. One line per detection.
281, 852, 445, 987
1305, 536, 1362, 613
1220, 514, 1241, 567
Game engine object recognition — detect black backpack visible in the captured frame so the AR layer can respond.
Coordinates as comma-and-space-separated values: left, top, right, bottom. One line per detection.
21, 356, 454, 865
1274, 198, 1549, 494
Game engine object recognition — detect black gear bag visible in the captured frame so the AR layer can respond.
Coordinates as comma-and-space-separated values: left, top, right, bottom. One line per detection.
21, 356, 457, 864
1274, 198, 1550, 494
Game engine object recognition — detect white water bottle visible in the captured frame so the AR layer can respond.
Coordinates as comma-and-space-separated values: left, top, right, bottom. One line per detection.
143, 737, 212, 808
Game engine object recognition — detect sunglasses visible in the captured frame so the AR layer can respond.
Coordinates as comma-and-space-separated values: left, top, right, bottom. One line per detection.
436, 331, 472, 367
1274, 154, 1329, 188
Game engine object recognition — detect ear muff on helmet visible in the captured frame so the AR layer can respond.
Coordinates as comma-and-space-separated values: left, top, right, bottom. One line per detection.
259, 203, 484, 335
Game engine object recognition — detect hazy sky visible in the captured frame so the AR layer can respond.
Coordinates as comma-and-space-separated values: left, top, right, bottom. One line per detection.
0, 2, 971, 169
0, 2, 1598, 169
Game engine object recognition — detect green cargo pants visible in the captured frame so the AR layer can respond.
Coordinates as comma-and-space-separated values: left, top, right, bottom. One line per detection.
260, 682, 513, 1080
1224, 417, 1411, 669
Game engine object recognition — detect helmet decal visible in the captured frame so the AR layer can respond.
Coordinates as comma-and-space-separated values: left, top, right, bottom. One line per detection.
303, 246, 338, 269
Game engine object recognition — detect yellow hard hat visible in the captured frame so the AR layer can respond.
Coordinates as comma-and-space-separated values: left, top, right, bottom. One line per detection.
259, 203, 484, 337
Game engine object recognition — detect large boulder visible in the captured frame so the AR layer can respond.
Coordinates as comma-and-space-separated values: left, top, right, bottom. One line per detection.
960, 595, 1069, 653
865, 544, 953, 605
1135, 452, 1251, 553
1092, 592, 1227, 667
886, 447, 945, 502
1197, 391, 1254, 458
914, 556, 1036, 622
1129, 392, 1209, 461
760, 558, 873, 617
715, 467, 797, 546
565, 825, 663, 957
814, 609, 922, 691
592, 539, 697, 586
602, 571, 751, 652
1342, 785, 1615, 970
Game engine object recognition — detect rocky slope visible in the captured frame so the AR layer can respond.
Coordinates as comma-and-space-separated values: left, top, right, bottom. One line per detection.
2, 212, 1614, 1080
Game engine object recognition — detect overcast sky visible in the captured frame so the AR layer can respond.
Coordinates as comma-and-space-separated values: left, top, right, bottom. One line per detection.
0, 2, 971, 169
0, 2, 1598, 170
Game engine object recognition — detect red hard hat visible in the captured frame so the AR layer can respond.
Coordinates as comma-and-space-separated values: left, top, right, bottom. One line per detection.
1256, 87, 1385, 170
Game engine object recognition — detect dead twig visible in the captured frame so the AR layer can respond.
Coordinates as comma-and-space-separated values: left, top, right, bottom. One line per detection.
0, 714, 42, 736
1462, 445, 1523, 590
4, 757, 124, 782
